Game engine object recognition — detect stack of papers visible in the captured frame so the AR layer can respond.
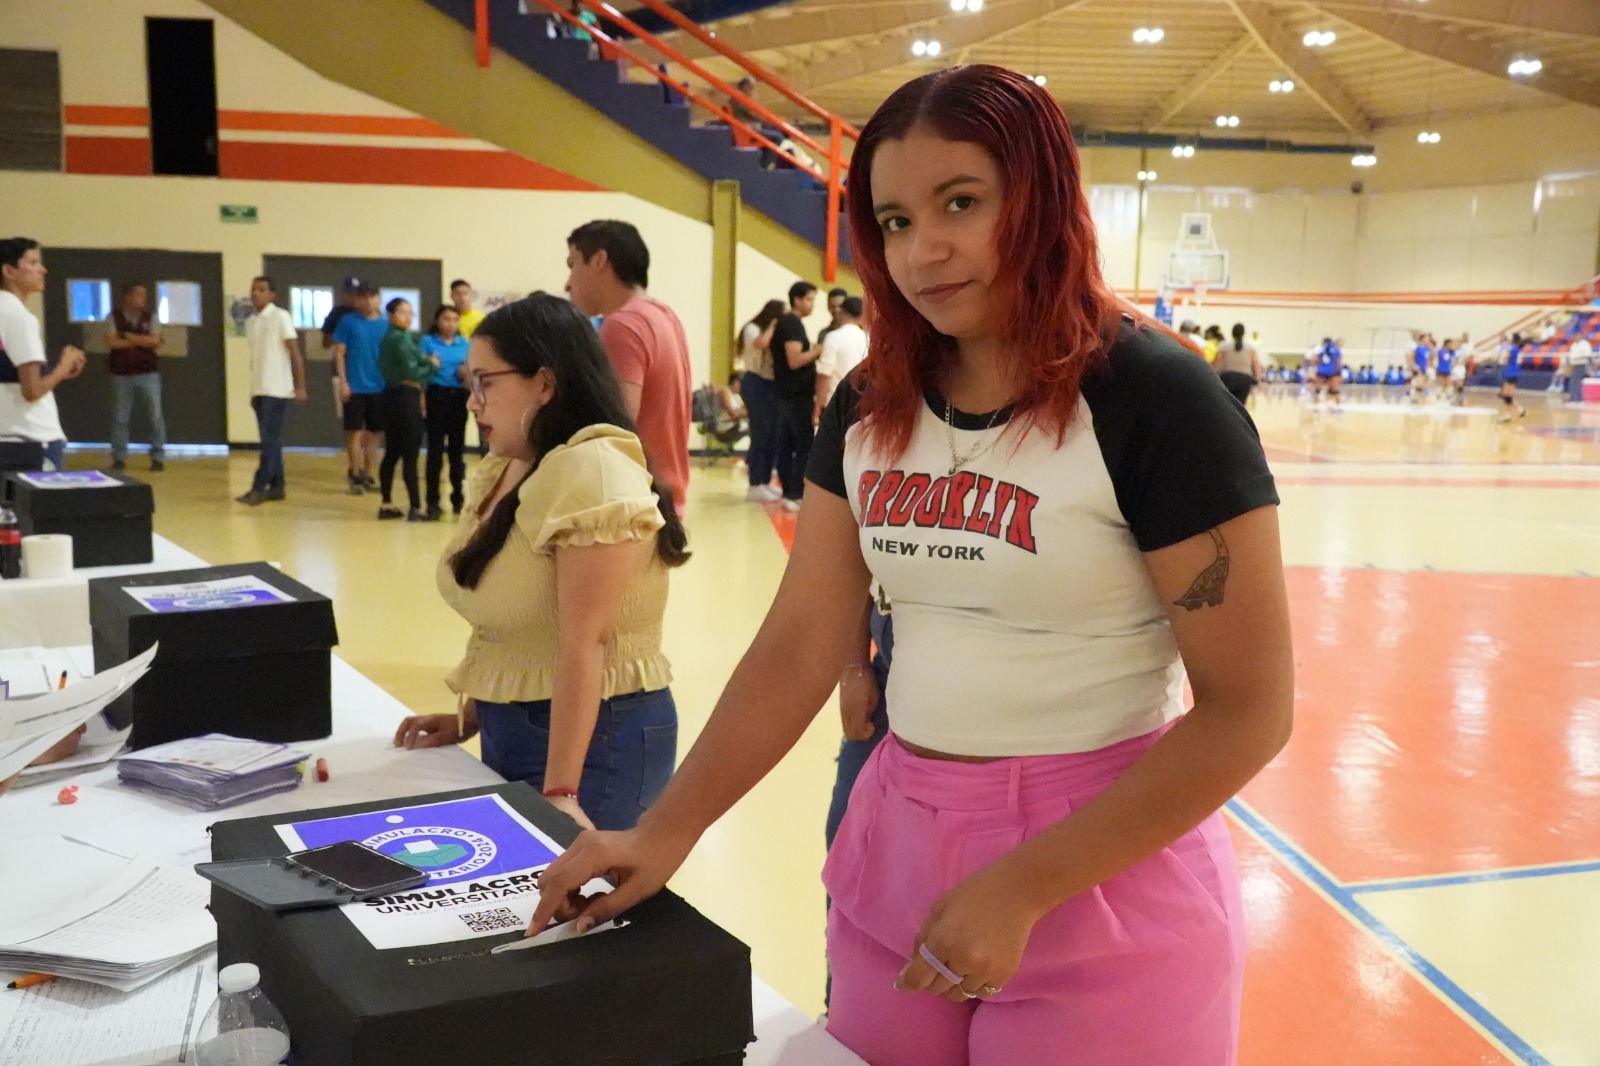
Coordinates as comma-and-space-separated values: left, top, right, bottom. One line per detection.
0, 645, 155, 781
117, 733, 309, 811
0, 857, 215, 991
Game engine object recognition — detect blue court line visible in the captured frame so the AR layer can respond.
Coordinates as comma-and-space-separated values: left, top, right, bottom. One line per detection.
1224, 798, 1551, 1066
1347, 859, 1600, 895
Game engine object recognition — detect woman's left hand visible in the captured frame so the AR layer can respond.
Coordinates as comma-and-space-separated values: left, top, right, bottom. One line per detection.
546, 793, 597, 831
896, 865, 1044, 1004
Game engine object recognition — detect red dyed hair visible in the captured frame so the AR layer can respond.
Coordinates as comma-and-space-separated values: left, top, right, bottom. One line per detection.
847, 64, 1123, 461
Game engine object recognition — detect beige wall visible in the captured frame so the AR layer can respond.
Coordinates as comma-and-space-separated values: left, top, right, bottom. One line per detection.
1080, 104, 1600, 196
0, 0, 414, 116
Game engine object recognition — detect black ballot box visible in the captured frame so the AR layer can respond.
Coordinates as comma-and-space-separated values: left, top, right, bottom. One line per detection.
89, 562, 338, 747
209, 783, 755, 1066
0, 442, 45, 487
1, 469, 153, 566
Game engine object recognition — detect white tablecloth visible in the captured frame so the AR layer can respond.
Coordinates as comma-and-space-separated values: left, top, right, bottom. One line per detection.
0, 535, 208, 650
0, 536, 863, 1066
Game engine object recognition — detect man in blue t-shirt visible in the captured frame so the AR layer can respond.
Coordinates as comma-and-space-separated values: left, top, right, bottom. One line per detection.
330, 287, 388, 493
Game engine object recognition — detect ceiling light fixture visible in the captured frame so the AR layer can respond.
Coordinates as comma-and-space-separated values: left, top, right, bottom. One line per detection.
1269, 78, 1295, 93
1302, 30, 1336, 47
1351, 153, 1377, 167
1416, 130, 1441, 143
1032, 74, 1048, 86
1215, 114, 1240, 127
1507, 56, 1542, 76
913, 39, 943, 57
1133, 26, 1165, 44
950, 0, 984, 11
1137, 169, 1158, 182
1172, 144, 1195, 158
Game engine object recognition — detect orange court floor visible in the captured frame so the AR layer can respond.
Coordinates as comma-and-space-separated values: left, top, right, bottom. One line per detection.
82, 382, 1600, 1065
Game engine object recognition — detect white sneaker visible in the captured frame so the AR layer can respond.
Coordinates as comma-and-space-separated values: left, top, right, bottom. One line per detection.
746, 485, 780, 502
780, 498, 801, 513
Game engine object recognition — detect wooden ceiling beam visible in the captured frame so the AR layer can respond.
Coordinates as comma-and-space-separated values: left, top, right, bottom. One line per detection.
671, 3, 947, 61
1144, 33, 1256, 128
1328, 8, 1600, 111
781, 0, 1095, 93
1227, 0, 1374, 134
1301, 0, 1600, 41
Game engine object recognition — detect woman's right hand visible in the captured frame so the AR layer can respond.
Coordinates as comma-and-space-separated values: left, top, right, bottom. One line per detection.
526, 823, 694, 935
394, 713, 461, 749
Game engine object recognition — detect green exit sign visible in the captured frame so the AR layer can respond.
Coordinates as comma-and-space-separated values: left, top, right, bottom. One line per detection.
220, 204, 259, 224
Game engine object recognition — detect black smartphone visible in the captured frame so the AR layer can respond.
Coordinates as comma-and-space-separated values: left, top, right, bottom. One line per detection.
287, 841, 429, 898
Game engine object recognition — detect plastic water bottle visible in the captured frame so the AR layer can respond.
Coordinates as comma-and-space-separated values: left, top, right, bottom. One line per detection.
195, 963, 291, 1066
0, 504, 19, 580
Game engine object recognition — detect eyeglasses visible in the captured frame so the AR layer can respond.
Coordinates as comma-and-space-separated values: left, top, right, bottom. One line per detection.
468, 369, 520, 405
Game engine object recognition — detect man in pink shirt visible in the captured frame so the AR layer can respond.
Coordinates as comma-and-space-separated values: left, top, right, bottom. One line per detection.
565, 220, 691, 515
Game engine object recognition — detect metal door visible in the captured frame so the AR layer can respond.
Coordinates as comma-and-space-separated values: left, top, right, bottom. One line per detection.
41, 248, 226, 448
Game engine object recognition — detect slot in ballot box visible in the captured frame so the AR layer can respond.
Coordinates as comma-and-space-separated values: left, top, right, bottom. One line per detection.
209, 783, 755, 1066
89, 562, 337, 747
2, 469, 153, 567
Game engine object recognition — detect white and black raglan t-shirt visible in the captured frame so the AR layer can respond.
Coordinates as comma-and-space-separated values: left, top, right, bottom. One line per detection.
806, 321, 1279, 757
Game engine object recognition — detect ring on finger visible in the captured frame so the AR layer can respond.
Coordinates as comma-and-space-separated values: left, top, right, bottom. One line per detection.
917, 944, 966, 987
981, 984, 1003, 997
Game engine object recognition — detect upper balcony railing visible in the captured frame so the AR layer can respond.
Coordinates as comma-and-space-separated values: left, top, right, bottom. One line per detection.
478, 0, 857, 281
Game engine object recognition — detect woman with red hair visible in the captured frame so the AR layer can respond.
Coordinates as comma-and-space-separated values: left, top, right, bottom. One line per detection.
534, 65, 1292, 1064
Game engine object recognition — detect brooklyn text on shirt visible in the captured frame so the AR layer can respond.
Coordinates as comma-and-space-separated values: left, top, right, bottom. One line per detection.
856, 469, 1039, 554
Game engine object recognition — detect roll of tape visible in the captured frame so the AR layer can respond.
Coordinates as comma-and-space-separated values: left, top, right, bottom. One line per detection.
21, 534, 73, 579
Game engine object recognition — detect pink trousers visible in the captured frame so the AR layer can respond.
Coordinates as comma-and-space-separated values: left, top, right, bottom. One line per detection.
822, 728, 1245, 1066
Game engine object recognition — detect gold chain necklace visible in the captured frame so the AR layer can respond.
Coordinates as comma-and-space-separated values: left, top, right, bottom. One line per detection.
942, 398, 1007, 476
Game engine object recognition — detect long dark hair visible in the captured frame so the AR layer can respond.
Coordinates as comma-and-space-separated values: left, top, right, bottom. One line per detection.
1231, 322, 1246, 351
428, 304, 459, 337
738, 299, 786, 353
449, 295, 689, 588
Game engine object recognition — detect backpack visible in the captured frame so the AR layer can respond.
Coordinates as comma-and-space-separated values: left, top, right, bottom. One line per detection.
690, 384, 721, 424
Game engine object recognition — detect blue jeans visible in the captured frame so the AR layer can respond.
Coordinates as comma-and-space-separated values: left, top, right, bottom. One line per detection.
42, 440, 66, 471
251, 396, 290, 491
825, 605, 895, 849
110, 372, 165, 462
476, 688, 678, 832
740, 371, 778, 488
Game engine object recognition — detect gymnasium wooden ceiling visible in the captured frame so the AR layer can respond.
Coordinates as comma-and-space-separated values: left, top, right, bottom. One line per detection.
663, 0, 1600, 141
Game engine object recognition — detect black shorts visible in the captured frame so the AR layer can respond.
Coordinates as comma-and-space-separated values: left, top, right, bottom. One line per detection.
343, 392, 384, 433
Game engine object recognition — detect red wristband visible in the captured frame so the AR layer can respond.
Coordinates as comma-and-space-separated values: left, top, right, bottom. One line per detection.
542, 787, 579, 800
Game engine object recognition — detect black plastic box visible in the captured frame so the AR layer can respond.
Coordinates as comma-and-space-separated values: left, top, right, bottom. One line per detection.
89, 562, 338, 747
210, 783, 754, 1066
0, 442, 45, 486
2, 469, 153, 566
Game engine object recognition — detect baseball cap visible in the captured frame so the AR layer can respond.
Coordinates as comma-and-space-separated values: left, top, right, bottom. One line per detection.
342, 275, 366, 292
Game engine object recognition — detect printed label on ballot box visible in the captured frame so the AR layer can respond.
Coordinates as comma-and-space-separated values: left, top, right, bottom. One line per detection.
125, 575, 296, 614
276, 794, 566, 949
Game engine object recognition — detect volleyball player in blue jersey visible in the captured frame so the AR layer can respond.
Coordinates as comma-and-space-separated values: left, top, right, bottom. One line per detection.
1498, 333, 1527, 421
1312, 337, 1343, 405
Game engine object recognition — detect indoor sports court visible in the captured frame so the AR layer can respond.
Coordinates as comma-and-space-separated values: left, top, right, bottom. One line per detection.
3, 0, 1598, 1064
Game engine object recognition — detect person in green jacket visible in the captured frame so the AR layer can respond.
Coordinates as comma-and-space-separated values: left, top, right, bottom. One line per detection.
376, 298, 437, 521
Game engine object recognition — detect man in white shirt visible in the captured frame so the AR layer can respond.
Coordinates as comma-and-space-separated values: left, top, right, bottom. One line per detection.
816, 296, 868, 409
0, 238, 85, 470
238, 275, 306, 506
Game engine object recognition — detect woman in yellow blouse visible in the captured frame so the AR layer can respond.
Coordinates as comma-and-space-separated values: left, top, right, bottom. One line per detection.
394, 295, 689, 830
